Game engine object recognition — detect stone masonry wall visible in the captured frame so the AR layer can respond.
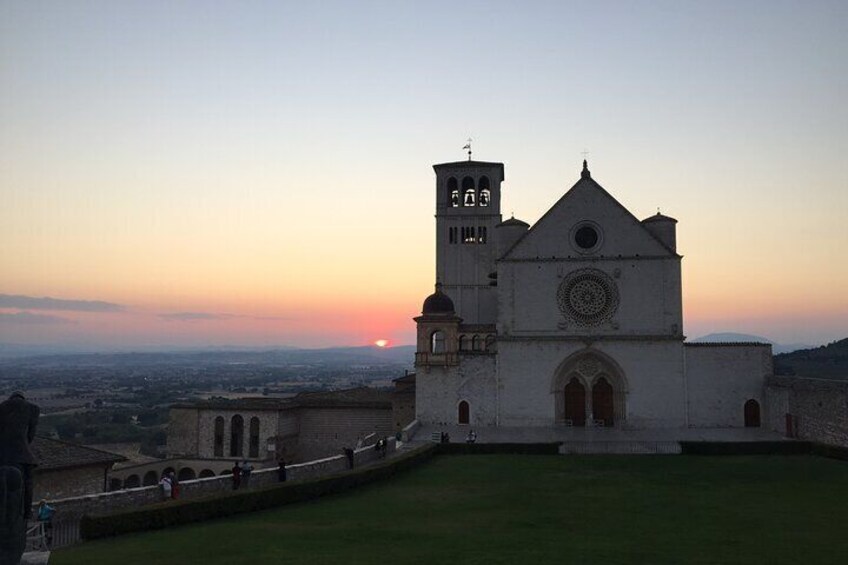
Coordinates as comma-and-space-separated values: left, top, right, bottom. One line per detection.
296, 407, 393, 462
34, 465, 107, 501
767, 376, 848, 446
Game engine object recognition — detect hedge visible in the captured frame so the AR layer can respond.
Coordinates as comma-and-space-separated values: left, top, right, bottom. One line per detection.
436, 442, 561, 455
811, 442, 848, 461
679, 441, 813, 456
80, 443, 437, 540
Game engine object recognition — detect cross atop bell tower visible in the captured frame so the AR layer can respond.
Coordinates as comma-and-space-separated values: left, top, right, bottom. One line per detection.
431, 158, 505, 325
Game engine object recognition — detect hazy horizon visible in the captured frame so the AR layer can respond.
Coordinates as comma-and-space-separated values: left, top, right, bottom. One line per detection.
2, 1, 846, 350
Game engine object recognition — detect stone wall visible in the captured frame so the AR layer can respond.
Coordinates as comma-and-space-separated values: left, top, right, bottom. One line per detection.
34, 464, 108, 501
296, 407, 393, 462
767, 376, 848, 446
166, 407, 199, 457
685, 344, 772, 427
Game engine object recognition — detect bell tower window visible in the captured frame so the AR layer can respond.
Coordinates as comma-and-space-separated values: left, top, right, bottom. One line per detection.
462, 177, 475, 206
478, 176, 490, 207
447, 177, 459, 208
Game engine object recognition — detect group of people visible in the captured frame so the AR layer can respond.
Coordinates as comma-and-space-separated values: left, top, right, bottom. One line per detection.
230, 460, 255, 490
158, 470, 180, 500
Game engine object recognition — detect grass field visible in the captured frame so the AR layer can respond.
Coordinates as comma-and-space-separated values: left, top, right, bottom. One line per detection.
53, 455, 848, 565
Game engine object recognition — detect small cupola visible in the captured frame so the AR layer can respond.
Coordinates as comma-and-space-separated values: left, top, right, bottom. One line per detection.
421, 282, 456, 316
642, 211, 678, 252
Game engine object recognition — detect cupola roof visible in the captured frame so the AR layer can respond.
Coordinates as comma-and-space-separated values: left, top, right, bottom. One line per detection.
421, 282, 455, 315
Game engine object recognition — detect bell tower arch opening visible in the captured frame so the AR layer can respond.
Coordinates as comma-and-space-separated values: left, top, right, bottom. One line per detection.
552, 350, 627, 427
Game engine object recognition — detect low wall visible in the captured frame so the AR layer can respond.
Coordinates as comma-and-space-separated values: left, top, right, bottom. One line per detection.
39, 439, 396, 545
767, 376, 848, 447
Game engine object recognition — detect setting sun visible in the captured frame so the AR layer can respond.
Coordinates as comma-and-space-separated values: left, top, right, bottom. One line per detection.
374, 339, 389, 348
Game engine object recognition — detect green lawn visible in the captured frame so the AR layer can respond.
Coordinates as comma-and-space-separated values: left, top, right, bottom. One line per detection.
53, 455, 848, 565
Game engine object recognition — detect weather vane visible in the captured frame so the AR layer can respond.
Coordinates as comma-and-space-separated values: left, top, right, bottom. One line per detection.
463, 138, 472, 161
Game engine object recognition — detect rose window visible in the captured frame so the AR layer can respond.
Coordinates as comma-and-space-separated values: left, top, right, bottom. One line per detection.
557, 269, 619, 326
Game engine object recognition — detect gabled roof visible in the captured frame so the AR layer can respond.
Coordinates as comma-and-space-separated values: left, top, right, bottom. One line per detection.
32, 437, 126, 471
501, 162, 680, 260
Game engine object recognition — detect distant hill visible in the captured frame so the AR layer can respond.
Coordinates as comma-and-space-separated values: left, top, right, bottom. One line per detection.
773, 338, 848, 379
691, 333, 812, 354
0, 344, 416, 368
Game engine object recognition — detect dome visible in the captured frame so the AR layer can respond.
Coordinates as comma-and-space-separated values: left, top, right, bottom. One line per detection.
422, 282, 455, 315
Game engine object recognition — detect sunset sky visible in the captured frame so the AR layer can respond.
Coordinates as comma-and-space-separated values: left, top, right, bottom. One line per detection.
1, 1, 846, 351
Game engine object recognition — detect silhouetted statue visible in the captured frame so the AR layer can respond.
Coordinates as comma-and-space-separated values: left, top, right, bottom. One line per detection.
0, 391, 40, 564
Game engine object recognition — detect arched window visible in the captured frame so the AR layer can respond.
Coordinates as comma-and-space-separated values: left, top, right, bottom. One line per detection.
471, 335, 481, 351
744, 399, 761, 427
213, 416, 225, 457
198, 469, 215, 479
178, 467, 196, 481
484, 335, 496, 352
478, 176, 490, 207
230, 415, 244, 457
458, 335, 468, 351
124, 474, 140, 488
430, 330, 446, 354
142, 470, 158, 486
447, 177, 459, 207
249, 416, 260, 458
462, 177, 475, 206
458, 400, 470, 424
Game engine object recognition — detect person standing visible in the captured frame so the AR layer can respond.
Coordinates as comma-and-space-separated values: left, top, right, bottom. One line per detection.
241, 460, 253, 488
277, 458, 287, 483
231, 461, 241, 490
0, 391, 40, 518
158, 474, 172, 500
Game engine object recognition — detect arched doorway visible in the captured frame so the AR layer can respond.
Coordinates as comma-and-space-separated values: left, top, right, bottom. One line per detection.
178, 467, 196, 481
458, 400, 470, 424
124, 474, 140, 488
553, 350, 627, 427
564, 378, 586, 427
592, 377, 614, 427
199, 469, 215, 479
744, 399, 761, 427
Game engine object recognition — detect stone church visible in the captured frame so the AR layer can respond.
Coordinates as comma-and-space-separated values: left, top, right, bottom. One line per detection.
413, 159, 772, 430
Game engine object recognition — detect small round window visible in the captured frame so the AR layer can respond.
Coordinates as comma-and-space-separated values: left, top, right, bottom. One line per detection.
570, 221, 603, 254
574, 226, 598, 249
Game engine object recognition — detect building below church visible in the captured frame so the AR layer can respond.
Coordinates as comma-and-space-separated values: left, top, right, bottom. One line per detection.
412, 158, 773, 431
167, 386, 409, 467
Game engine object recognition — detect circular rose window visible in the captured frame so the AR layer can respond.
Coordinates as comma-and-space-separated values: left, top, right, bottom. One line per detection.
557, 269, 619, 326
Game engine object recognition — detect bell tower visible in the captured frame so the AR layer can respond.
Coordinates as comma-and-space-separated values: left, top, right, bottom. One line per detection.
432, 159, 504, 325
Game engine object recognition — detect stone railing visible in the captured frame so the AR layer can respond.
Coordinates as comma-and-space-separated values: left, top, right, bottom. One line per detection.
38, 439, 396, 548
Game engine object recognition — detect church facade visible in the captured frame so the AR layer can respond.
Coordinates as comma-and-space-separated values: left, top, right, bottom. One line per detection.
414, 159, 772, 430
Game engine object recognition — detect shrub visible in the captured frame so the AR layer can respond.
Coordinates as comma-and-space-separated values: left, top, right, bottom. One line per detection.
436, 442, 561, 455
679, 441, 812, 456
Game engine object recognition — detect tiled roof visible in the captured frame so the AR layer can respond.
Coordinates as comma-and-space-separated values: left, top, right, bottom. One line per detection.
32, 437, 126, 471
295, 387, 392, 408
174, 386, 392, 411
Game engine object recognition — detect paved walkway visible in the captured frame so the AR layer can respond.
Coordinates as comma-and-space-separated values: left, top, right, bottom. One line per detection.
411, 423, 786, 446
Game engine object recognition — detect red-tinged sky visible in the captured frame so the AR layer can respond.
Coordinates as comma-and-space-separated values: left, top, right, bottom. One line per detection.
1, 2, 846, 351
